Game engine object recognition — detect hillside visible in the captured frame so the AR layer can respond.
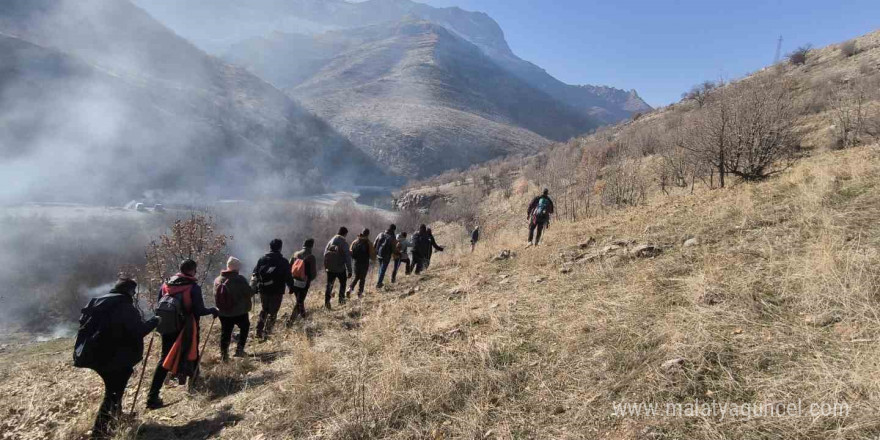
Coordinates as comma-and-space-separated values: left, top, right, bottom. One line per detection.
0, 0, 389, 203
4, 143, 880, 439
135, 0, 651, 176
277, 20, 596, 177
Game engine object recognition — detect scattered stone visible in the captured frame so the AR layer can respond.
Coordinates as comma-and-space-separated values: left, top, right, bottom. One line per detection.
683, 237, 700, 247
399, 288, 416, 299
806, 313, 841, 327
559, 266, 572, 274
661, 358, 686, 371
493, 249, 514, 261
578, 237, 596, 249
553, 406, 566, 415
533, 276, 547, 284
601, 244, 621, 254
490, 303, 499, 309
630, 244, 662, 258
499, 274, 510, 279
448, 288, 463, 296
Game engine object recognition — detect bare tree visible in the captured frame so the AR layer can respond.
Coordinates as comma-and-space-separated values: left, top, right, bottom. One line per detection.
143, 213, 230, 305
830, 81, 867, 149
682, 81, 717, 108
723, 76, 801, 180
788, 45, 812, 66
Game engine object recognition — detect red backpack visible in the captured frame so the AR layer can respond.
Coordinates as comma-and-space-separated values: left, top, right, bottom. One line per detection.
291, 258, 307, 281
214, 277, 234, 312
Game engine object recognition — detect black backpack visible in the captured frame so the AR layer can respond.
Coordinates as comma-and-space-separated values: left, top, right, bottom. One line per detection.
351, 239, 370, 261
376, 234, 394, 260
73, 295, 123, 370
155, 293, 185, 335
256, 261, 279, 289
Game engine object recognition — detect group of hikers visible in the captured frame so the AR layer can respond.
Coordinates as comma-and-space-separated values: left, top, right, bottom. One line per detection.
73, 190, 554, 439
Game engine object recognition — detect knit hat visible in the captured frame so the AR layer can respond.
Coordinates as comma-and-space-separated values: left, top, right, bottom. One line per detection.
227, 256, 242, 271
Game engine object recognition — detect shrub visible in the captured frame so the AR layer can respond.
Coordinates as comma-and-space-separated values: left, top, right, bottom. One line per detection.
840, 40, 859, 57
788, 45, 812, 66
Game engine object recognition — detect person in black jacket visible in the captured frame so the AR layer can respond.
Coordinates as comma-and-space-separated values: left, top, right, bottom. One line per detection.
424, 228, 444, 270
252, 239, 294, 339
527, 189, 555, 246
470, 226, 480, 253
88, 278, 158, 439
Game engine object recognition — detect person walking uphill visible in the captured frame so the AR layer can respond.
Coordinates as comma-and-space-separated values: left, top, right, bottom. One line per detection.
471, 226, 480, 253
527, 188, 555, 246
214, 257, 254, 361
147, 260, 218, 410
324, 227, 353, 309
374, 224, 397, 288
348, 229, 374, 298
73, 278, 158, 439
287, 239, 318, 325
252, 239, 294, 340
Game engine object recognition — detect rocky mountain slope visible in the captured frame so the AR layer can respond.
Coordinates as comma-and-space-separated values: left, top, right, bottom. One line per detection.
135, 0, 652, 177
274, 20, 596, 177
0, 0, 389, 204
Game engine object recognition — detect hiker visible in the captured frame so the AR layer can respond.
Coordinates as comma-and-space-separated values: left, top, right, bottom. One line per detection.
374, 224, 397, 288
251, 239, 294, 339
147, 259, 219, 410
347, 228, 374, 298
391, 231, 411, 282
527, 188, 555, 246
424, 228, 444, 269
214, 257, 254, 361
410, 225, 431, 274
324, 227, 353, 309
74, 278, 158, 439
288, 238, 318, 324
470, 226, 480, 253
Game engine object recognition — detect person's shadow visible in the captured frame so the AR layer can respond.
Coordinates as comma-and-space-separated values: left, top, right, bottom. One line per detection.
134, 408, 242, 439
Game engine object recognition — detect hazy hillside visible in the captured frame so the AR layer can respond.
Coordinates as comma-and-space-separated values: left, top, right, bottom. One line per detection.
135, 0, 651, 176
0, 0, 390, 204
250, 20, 594, 177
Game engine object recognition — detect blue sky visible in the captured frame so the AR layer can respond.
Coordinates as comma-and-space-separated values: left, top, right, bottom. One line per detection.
419, 0, 880, 107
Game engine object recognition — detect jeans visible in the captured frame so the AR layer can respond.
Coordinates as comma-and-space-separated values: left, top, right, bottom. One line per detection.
528, 219, 547, 245
376, 258, 391, 286
148, 333, 178, 401
91, 367, 133, 439
392, 258, 410, 282
325, 271, 347, 304
220, 314, 249, 355
256, 293, 283, 337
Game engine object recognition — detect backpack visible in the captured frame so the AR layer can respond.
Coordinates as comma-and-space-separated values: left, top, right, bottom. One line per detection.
351, 239, 369, 261
324, 244, 343, 271
214, 277, 234, 313
291, 258, 307, 281
73, 295, 122, 370
376, 233, 393, 260
156, 293, 186, 335
535, 197, 551, 218
256, 262, 279, 288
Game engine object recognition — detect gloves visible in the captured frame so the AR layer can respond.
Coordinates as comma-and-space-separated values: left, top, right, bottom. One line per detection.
209, 307, 220, 318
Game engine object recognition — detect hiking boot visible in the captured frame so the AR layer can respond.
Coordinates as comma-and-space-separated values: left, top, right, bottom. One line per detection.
233, 348, 247, 358
358, 292, 363, 299
145, 397, 164, 410
221, 349, 229, 362
325, 302, 333, 310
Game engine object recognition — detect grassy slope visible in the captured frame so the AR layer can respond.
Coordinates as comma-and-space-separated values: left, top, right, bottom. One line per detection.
2, 143, 880, 439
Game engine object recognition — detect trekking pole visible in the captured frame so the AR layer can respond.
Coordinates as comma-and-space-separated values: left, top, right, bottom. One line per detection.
130, 333, 155, 415
190, 316, 217, 391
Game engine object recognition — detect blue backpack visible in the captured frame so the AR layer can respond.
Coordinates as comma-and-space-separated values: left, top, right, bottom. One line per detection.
535, 197, 551, 217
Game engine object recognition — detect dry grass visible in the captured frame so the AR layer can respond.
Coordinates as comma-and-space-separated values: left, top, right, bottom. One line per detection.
2, 144, 880, 439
